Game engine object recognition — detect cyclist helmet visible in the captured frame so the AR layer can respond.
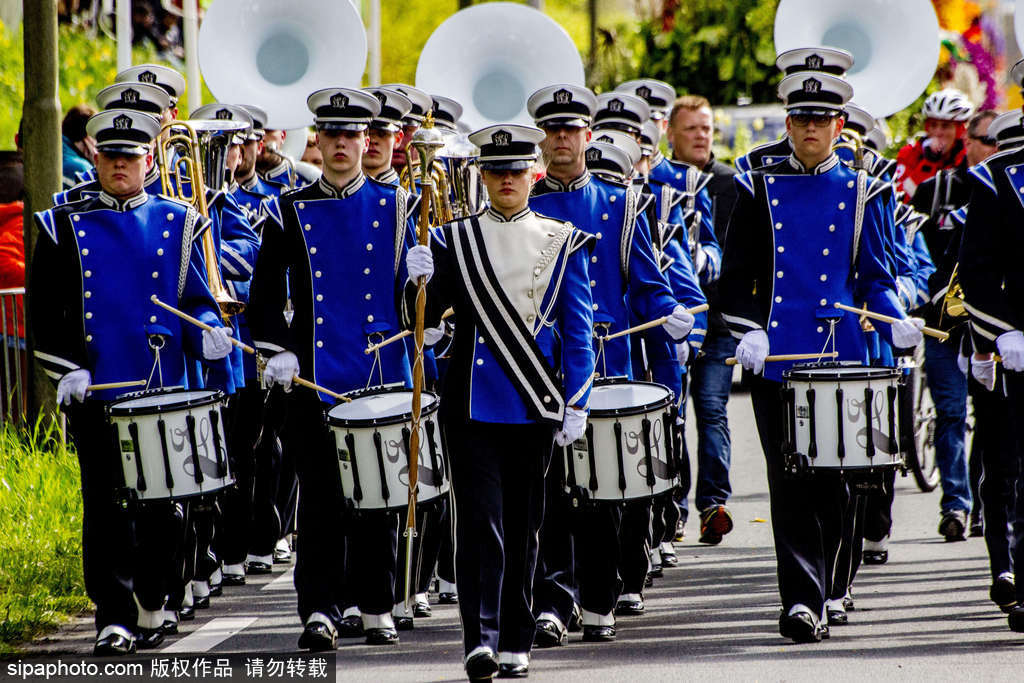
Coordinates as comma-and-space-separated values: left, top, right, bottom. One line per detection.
921, 89, 974, 122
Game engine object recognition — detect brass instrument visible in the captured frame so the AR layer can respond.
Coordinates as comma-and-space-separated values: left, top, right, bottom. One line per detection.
833, 128, 866, 170
941, 264, 967, 322
400, 157, 454, 225
156, 119, 247, 317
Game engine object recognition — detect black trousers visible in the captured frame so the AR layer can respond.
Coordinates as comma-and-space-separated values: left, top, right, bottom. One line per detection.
532, 453, 577, 626
1006, 373, 1024, 601
653, 490, 681, 545
831, 494, 866, 601
395, 497, 450, 600
283, 389, 397, 623
619, 500, 652, 594
67, 401, 183, 632
750, 377, 849, 617
862, 469, 896, 543
446, 420, 550, 656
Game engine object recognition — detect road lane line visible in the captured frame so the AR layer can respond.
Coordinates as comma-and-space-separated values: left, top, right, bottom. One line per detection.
262, 566, 295, 591
162, 617, 257, 653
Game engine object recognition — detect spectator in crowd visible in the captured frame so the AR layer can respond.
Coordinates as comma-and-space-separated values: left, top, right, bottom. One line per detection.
61, 104, 96, 189
301, 130, 323, 169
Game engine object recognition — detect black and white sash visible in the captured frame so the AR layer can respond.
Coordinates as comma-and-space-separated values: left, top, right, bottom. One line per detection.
448, 216, 565, 424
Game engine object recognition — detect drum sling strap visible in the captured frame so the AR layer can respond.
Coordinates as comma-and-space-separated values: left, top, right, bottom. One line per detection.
448, 217, 565, 425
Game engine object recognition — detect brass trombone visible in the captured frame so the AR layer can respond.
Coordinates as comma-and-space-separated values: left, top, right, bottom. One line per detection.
156, 119, 246, 318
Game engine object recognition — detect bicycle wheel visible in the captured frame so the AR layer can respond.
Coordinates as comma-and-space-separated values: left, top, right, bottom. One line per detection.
901, 350, 940, 492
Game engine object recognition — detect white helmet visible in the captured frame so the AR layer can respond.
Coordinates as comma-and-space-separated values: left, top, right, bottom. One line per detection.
921, 89, 974, 122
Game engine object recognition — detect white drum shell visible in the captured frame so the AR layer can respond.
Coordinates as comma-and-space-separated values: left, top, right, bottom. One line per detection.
328, 389, 450, 512
786, 366, 902, 469
109, 390, 234, 502
565, 381, 677, 501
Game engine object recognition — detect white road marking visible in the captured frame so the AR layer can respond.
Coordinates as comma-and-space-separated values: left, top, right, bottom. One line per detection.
162, 617, 257, 653
262, 566, 295, 591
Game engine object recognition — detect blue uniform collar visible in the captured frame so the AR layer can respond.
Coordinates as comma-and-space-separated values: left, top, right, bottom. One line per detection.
317, 173, 366, 198
540, 169, 591, 192
485, 206, 532, 223
374, 167, 400, 185
787, 153, 840, 175
236, 173, 263, 193
97, 190, 149, 211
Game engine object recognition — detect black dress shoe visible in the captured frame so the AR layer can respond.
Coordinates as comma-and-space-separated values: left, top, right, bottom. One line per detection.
990, 574, 1018, 613
581, 625, 615, 642
661, 551, 679, 568
365, 627, 399, 645
862, 549, 888, 565
394, 616, 414, 631
614, 598, 644, 616
648, 564, 663, 578
297, 623, 337, 651
438, 592, 458, 605
221, 573, 246, 586
779, 612, 822, 644
496, 663, 529, 678
178, 605, 195, 621
93, 632, 136, 656
246, 561, 273, 575
533, 618, 567, 647
162, 619, 178, 635
842, 594, 855, 611
337, 615, 364, 638
568, 606, 582, 632
644, 573, 654, 588
465, 650, 498, 681
1008, 606, 1024, 632
939, 511, 967, 541
136, 626, 165, 649
413, 601, 432, 618
826, 607, 848, 625
194, 595, 210, 610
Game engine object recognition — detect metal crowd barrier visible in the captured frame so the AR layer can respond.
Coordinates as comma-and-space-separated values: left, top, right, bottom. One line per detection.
0, 287, 27, 423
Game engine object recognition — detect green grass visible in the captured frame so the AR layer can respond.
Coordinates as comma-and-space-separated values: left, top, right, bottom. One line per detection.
0, 416, 89, 654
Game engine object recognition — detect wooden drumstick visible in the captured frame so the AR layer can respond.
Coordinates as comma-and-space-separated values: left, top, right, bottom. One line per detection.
363, 308, 455, 355
151, 296, 350, 402
725, 351, 839, 367
86, 380, 148, 392
832, 302, 949, 341
601, 303, 711, 342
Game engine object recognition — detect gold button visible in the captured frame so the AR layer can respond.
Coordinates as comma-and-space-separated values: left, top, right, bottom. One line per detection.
609, 195, 617, 203
157, 248, 164, 256
298, 202, 306, 209
478, 336, 485, 344
476, 358, 484, 366
166, 213, 174, 221
78, 230, 85, 237
820, 298, 827, 306
777, 246, 784, 253
591, 256, 597, 263
768, 177, 775, 184
152, 271, 159, 279
84, 291, 92, 298
372, 220, 380, 228
828, 224, 835, 232
149, 315, 157, 323
315, 271, 322, 278
820, 274, 827, 282
317, 317, 324, 324
596, 232, 602, 239
304, 224, 312, 231
817, 326, 824, 333
675, 172, 682, 179
379, 198, 387, 206
543, 395, 552, 403
838, 202, 846, 210
822, 248, 829, 256
364, 293, 372, 300
601, 213, 609, 220
73, 215, 80, 222
81, 248, 89, 256
310, 247, 317, 254
775, 222, 782, 230
847, 181, 854, 188
771, 321, 778, 328
84, 270, 92, 278
527, 289, 534, 298
86, 334, 93, 342
590, 280, 596, 287
776, 271, 783, 278
163, 231, 170, 238
363, 268, 371, 275
366, 314, 374, 322
771, 199, 778, 206
527, 314, 535, 322
366, 243, 373, 251
775, 296, 782, 303
316, 294, 323, 301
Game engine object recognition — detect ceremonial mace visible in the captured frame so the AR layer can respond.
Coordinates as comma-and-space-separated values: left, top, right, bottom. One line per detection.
404, 113, 446, 612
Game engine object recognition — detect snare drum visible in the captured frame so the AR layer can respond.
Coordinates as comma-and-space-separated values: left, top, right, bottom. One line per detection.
326, 385, 450, 512
564, 378, 679, 502
107, 388, 233, 502
782, 363, 903, 471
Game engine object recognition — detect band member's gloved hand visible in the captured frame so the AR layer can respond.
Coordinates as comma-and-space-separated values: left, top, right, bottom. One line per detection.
263, 351, 300, 391
675, 342, 690, 366
891, 317, 925, 349
554, 406, 588, 447
201, 326, 234, 360
971, 355, 996, 391
694, 248, 708, 277
57, 369, 91, 406
423, 323, 445, 347
736, 329, 769, 375
407, 245, 434, 283
956, 352, 969, 376
662, 305, 695, 341
996, 330, 1024, 372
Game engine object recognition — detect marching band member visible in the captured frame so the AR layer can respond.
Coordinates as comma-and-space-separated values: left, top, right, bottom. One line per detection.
231, 105, 278, 219
958, 67, 1024, 632
718, 71, 923, 643
363, 87, 413, 185
527, 84, 695, 645
30, 110, 234, 655
735, 47, 854, 173
248, 87, 417, 650
380, 83, 435, 174
403, 122, 596, 681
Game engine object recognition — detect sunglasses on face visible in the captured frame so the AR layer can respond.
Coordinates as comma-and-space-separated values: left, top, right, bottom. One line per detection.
969, 134, 996, 146
790, 114, 839, 127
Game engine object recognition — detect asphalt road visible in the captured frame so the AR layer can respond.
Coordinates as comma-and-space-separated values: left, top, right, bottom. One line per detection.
20, 387, 1024, 681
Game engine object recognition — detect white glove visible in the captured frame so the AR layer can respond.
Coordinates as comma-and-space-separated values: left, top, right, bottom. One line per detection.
891, 317, 925, 349
662, 305, 695, 341
996, 330, 1024, 372
407, 245, 434, 282
736, 329, 769, 375
554, 406, 588, 447
694, 248, 708, 276
56, 369, 91, 406
201, 326, 234, 360
971, 356, 996, 391
956, 352, 969, 376
675, 342, 690, 366
423, 323, 445, 347
263, 351, 299, 391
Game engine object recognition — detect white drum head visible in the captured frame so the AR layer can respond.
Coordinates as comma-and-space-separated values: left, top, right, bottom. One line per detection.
329, 391, 438, 422
112, 390, 218, 410
590, 382, 670, 412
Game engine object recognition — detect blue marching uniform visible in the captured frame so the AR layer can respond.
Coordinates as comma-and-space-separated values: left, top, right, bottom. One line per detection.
403, 206, 595, 660
530, 169, 679, 629
734, 136, 793, 174
30, 190, 225, 641
53, 165, 167, 207
247, 173, 417, 631
718, 152, 905, 623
